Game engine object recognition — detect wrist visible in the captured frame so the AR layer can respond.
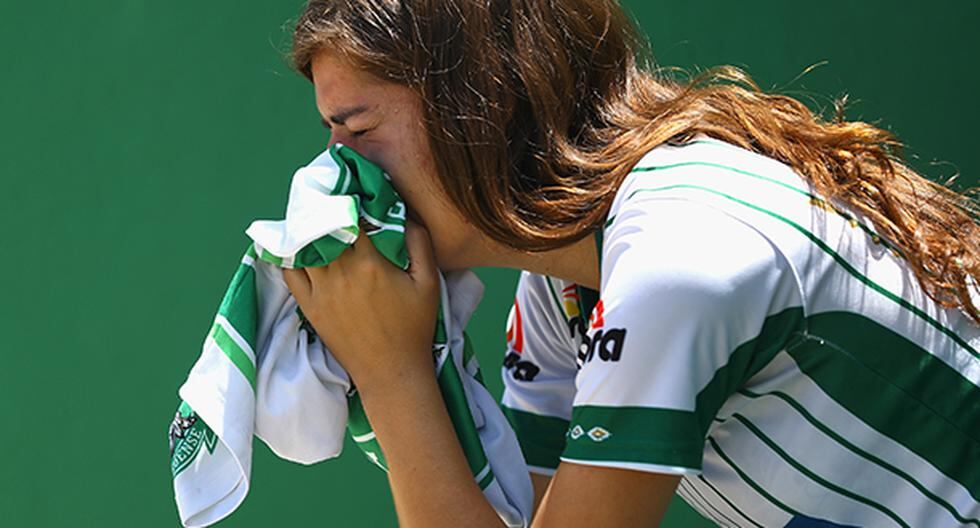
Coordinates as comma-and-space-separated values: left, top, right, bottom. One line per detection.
352, 353, 438, 402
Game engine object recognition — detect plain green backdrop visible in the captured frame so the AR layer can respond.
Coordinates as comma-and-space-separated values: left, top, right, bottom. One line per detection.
1, 1, 977, 526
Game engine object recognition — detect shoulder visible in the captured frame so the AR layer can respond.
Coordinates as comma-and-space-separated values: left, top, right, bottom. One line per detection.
600, 198, 798, 325
605, 137, 814, 261
597, 138, 807, 314
589, 198, 802, 385
611, 137, 812, 212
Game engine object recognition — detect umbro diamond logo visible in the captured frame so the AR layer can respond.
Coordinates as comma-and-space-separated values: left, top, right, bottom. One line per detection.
568, 424, 613, 442
587, 426, 612, 442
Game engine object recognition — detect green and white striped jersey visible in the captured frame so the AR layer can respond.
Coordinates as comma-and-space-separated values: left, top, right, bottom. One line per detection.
500, 138, 980, 527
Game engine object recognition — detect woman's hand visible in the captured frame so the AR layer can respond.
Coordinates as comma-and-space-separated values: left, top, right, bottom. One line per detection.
285, 221, 506, 527
282, 220, 441, 391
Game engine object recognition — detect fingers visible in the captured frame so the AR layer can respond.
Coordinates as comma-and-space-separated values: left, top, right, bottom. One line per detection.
291, 221, 427, 294
351, 223, 383, 259
404, 220, 438, 285
305, 227, 382, 284
282, 268, 312, 304
306, 220, 377, 281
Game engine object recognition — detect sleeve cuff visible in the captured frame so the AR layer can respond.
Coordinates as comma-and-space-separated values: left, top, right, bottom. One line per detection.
561, 405, 703, 471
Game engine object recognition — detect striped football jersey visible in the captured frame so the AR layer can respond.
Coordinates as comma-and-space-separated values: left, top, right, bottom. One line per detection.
500, 137, 980, 527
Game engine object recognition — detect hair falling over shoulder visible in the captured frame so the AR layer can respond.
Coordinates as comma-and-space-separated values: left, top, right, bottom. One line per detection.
291, 0, 980, 323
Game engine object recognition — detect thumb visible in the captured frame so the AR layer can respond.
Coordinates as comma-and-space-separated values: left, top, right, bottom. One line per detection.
404, 220, 438, 285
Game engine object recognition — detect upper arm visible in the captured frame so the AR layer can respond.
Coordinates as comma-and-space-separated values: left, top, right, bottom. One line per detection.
516, 195, 801, 525
562, 195, 801, 476
532, 461, 680, 528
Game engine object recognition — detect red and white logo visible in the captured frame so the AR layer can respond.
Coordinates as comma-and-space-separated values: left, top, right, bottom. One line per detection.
588, 299, 605, 329
505, 297, 524, 354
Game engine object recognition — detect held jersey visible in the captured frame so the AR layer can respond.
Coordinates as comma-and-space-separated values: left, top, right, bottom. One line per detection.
500, 137, 980, 527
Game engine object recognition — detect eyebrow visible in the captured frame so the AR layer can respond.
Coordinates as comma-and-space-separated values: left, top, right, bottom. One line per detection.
322, 105, 371, 126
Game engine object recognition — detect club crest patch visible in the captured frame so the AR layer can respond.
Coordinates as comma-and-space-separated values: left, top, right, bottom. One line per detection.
169, 401, 218, 478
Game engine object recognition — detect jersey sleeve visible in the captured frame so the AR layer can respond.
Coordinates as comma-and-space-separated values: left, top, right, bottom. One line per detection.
560, 194, 803, 475
500, 272, 581, 474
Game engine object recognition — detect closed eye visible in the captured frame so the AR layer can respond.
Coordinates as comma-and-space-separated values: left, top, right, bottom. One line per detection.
320, 118, 371, 138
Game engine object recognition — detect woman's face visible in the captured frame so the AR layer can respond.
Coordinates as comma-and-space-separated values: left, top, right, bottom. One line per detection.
310, 51, 491, 270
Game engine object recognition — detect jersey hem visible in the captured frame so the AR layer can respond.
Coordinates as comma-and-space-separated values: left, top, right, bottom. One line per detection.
559, 457, 701, 477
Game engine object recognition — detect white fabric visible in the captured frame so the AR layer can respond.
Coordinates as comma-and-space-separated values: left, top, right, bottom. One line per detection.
172, 150, 532, 527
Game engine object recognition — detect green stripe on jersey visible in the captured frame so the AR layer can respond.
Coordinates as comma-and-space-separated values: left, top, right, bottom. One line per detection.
216, 262, 258, 348
679, 479, 741, 527
462, 334, 484, 386
563, 406, 701, 469
707, 435, 803, 518
694, 307, 805, 434
558, 307, 804, 470
210, 323, 256, 390
696, 474, 764, 528
729, 412, 912, 527
477, 466, 495, 490
327, 146, 351, 195
347, 393, 388, 470
789, 311, 980, 501
258, 248, 284, 266
564, 309, 980, 509
629, 147, 902, 256
501, 407, 569, 470
437, 353, 490, 478
740, 388, 980, 526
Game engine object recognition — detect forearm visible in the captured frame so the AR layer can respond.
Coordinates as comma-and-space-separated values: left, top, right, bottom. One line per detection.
357, 366, 505, 528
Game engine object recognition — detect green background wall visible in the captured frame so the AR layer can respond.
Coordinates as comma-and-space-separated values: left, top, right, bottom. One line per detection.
1, 1, 976, 526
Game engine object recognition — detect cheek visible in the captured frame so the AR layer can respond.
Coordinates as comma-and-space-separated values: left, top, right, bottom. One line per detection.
366, 130, 481, 267
378, 142, 443, 220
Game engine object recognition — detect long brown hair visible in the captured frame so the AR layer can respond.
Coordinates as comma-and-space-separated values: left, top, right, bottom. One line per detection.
291, 0, 980, 323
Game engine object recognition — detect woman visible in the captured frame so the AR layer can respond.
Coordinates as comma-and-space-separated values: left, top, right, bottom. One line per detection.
281, 0, 980, 526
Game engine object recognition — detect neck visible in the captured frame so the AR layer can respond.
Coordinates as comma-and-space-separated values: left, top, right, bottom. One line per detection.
488, 234, 600, 290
